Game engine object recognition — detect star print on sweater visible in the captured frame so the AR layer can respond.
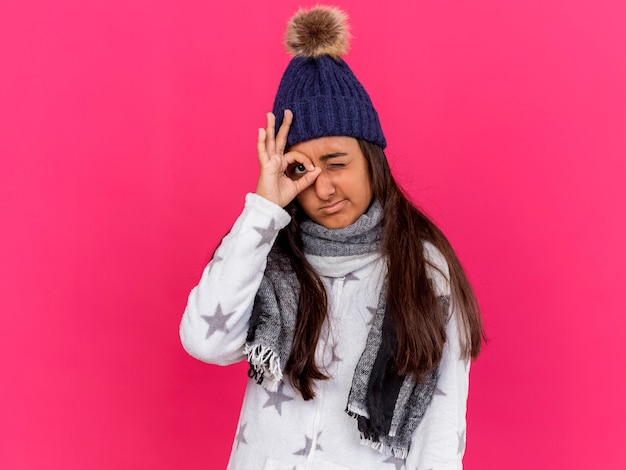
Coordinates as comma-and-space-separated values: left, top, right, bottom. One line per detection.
235, 422, 247, 450
329, 341, 342, 365
201, 303, 234, 339
383, 454, 405, 470
365, 305, 377, 326
262, 381, 294, 416
253, 220, 279, 247
457, 430, 466, 455
293, 432, 323, 456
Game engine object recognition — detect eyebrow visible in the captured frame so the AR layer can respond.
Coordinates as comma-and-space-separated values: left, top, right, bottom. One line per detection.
319, 152, 348, 162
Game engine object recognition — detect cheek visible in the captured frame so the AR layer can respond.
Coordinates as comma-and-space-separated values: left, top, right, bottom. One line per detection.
358, 185, 373, 208
353, 172, 373, 204
295, 188, 316, 215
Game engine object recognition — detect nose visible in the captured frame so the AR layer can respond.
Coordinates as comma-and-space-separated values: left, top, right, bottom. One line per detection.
313, 170, 335, 200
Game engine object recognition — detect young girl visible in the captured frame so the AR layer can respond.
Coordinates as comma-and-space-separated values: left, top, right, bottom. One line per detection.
180, 6, 484, 470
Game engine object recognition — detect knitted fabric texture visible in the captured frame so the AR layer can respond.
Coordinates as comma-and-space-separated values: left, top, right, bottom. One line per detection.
245, 201, 446, 458
272, 56, 386, 149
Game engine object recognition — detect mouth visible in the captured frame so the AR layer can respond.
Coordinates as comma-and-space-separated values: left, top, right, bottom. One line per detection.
319, 199, 347, 215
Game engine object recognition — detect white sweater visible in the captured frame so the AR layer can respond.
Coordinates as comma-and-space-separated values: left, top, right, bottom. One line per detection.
180, 193, 470, 470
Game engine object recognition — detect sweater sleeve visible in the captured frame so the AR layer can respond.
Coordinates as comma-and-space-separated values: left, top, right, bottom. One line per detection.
405, 242, 471, 470
179, 193, 291, 366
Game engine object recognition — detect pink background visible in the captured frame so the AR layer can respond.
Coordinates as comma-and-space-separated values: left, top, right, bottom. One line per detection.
1, 0, 625, 468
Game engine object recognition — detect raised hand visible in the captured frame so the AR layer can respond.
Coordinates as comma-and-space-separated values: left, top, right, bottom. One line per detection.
255, 110, 321, 207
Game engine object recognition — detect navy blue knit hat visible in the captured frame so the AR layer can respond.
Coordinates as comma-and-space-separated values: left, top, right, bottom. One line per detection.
273, 6, 386, 149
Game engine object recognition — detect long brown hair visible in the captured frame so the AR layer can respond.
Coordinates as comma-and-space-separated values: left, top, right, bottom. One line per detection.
275, 140, 485, 400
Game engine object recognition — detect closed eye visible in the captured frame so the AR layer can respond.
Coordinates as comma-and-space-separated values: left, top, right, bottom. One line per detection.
327, 162, 347, 169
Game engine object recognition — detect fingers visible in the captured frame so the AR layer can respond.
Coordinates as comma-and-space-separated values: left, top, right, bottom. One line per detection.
275, 109, 293, 155
283, 150, 319, 194
257, 127, 267, 163
283, 150, 315, 171
260, 110, 292, 160
293, 167, 322, 194
264, 112, 276, 156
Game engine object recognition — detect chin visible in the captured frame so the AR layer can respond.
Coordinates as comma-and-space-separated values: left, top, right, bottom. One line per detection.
317, 215, 358, 230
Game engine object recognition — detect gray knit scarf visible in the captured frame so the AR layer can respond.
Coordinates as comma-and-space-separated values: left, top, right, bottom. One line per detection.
245, 201, 444, 459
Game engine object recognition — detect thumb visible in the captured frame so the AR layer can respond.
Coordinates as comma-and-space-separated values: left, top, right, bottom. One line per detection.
293, 167, 321, 194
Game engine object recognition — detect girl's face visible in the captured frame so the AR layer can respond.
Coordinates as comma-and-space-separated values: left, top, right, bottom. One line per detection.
287, 136, 373, 229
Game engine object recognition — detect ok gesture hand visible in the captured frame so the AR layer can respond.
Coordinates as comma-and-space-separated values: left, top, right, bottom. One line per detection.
255, 110, 321, 207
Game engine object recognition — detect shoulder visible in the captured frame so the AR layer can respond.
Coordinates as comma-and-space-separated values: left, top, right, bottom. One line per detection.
422, 241, 450, 296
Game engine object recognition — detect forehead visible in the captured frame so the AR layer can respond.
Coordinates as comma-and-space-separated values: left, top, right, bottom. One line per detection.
290, 136, 361, 157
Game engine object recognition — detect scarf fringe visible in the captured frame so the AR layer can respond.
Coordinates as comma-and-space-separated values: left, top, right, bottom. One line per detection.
348, 404, 407, 458
244, 343, 282, 392
345, 403, 369, 420
359, 435, 408, 459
